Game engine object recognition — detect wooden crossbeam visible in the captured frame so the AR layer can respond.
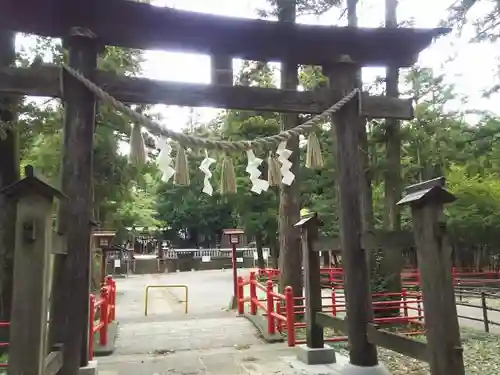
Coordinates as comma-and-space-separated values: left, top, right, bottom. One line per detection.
45, 350, 63, 375
314, 230, 414, 252
1, 0, 449, 67
316, 312, 348, 333
366, 323, 429, 362
316, 314, 429, 363
0, 66, 413, 119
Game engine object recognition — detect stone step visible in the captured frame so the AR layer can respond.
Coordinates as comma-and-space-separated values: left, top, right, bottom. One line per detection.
117, 310, 236, 324
98, 343, 298, 375
113, 316, 263, 356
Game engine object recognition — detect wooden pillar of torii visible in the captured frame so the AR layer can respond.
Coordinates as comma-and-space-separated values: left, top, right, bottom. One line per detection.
297, 56, 418, 370
324, 58, 379, 367
49, 28, 101, 374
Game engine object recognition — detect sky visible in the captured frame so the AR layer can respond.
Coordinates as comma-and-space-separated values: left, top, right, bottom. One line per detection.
14, 0, 500, 133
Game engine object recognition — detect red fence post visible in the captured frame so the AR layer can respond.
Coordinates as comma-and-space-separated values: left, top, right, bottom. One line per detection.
402, 288, 408, 317
112, 279, 116, 321
99, 288, 109, 346
105, 276, 116, 321
417, 292, 423, 321
452, 266, 457, 286
285, 286, 295, 347
266, 280, 275, 335
237, 276, 244, 315
249, 272, 257, 315
88, 295, 95, 360
331, 286, 337, 316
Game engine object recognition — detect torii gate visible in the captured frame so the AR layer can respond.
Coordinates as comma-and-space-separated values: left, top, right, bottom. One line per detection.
0, 1, 447, 374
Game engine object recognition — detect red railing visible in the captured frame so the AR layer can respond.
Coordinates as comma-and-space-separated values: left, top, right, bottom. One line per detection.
0, 277, 116, 369
292, 288, 425, 345
88, 276, 116, 360
240, 271, 425, 346
402, 267, 500, 288
0, 322, 9, 369
256, 268, 281, 280
256, 267, 500, 289
237, 272, 296, 347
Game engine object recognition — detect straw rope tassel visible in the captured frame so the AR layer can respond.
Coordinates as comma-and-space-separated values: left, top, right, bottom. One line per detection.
174, 145, 190, 185
129, 123, 146, 166
220, 156, 237, 194
305, 132, 324, 169
267, 154, 281, 186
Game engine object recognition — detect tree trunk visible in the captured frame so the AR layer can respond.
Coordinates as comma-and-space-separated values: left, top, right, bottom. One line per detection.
270, 237, 279, 269
322, 251, 331, 268
377, 0, 403, 318
0, 31, 19, 341
277, 0, 302, 297
347, 0, 374, 232
255, 232, 266, 269
332, 253, 339, 268
383, 0, 401, 232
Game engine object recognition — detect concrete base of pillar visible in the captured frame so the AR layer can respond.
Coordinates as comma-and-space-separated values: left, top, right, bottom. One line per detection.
79, 360, 98, 375
296, 344, 336, 365
337, 363, 391, 375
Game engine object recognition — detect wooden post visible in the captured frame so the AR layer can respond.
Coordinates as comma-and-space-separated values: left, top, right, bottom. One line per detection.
295, 213, 323, 348
277, 0, 302, 299
0, 30, 19, 342
1, 165, 64, 375
481, 292, 489, 333
50, 28, 100, 374
397, 177, 465, 375
89, 220, 99, 290
322, 251, 330, 268
324, 59, 378, 367
210, 55, 233, 86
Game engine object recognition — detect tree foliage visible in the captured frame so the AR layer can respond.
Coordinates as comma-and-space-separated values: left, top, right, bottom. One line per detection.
17, 38, 159, 230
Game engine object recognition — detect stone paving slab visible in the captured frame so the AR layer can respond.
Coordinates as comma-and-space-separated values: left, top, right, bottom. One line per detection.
98, 343, 303, 375
115, 313, 262, 355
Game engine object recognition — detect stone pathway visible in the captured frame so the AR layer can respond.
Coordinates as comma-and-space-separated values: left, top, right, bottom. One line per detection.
97, 270, 306, 374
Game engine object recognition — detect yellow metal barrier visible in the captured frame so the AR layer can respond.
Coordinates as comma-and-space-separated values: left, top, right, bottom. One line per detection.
144, 285, 189, 316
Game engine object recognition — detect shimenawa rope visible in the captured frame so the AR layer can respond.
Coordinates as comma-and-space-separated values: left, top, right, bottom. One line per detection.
62, 64, 359, 152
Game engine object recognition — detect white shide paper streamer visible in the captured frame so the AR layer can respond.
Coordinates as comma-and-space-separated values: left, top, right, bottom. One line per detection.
199, 150, 216, 196
157, 137, 175, 183
245, 150, 270, 194
277, 141, 295, 186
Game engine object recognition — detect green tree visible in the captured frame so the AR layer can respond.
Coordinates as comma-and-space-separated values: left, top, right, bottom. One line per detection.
19, 40, 160, 230
155, 149, 235, 248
